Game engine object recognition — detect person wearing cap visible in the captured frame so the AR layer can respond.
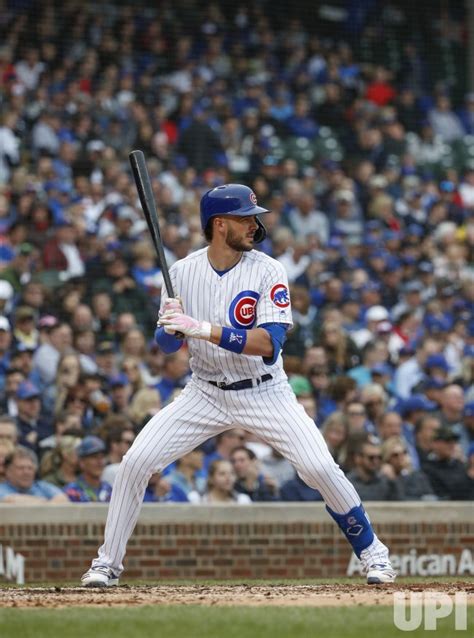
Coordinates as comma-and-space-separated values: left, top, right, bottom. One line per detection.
0, 445, 68, 503
393, 336, 441, 399
390, 281, 424, 323
0, 242, 35, 293
109, 373, 132, 414
351, 305, 390, 350
154, 349, 190, 405
9, 342, 41, 389
14, 380, 49, 447
13, 305, 39, 349
63, 435, 112, 502
289, 374, 317, 422
42, 217, 85, 281
421, 427, 474, 500
399, 394, 437, 470
421, 353, 451, 387
0, 279, 14, 315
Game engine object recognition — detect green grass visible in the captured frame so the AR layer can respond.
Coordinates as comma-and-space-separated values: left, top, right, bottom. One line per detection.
1, 605, 472, 638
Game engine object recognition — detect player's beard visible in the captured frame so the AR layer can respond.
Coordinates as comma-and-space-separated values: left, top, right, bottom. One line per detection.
225, 227, 254, 252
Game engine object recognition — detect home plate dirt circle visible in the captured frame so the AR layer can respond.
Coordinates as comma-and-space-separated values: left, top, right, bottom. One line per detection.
1, 582, 473, 608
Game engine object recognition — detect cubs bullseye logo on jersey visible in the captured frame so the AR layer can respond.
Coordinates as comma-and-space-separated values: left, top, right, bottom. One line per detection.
270, 283, 290, 308
229, 290, 260, 328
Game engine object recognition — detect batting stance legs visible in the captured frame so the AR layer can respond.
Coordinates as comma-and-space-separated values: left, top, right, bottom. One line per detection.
83, 377, 392, 585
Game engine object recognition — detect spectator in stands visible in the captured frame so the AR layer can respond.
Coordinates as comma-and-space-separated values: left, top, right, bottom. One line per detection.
280, 471, 323, 501
0, 368, 25, 416
436, 384, 465, 433
100, 424, 135, 487
64, 435, 112, 503
189, 459, 252, 504
377, 411, 403, 441
204, 429, 246, 470
43, 352, 82, 417
0, 446, 68, 503
230, 446, 278, 501
32, 321, 72, 386
315, 321, 360, 375
108, 373, 133, 415
39, 435, 81, 488
0, 414, 18, 444
346, 438, 402, 501
393, 336, 441, 399
421, 427, 474, 500
360, 383, 388, 433
321, 412, 348, 463
143, 472, 188, 503
428, 94, 464, 142
288, 375, 317, 421
380, 436, 435, 500
343, 401, 369, 434
166, 448, 206, 496
154, 349, 190, 404
399, 394, 437, 469
0, 437, 14, 481
127, 387, 162, 431
260, 448, 295, 489
15, 381, 51, 451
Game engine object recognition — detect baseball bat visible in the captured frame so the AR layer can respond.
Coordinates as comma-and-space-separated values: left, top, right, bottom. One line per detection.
129, 149, 184, 338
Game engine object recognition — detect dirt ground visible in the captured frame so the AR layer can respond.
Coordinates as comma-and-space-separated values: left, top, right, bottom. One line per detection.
1, 582, 473, 608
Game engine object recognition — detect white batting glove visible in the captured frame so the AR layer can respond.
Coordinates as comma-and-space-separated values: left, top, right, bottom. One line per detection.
159, 312, 211, 340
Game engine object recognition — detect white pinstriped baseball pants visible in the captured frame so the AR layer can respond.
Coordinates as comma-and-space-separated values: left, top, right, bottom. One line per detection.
93, 376, 388, 574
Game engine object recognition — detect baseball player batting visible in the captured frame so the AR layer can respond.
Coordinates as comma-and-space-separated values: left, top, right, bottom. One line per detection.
81, 184, 396, 587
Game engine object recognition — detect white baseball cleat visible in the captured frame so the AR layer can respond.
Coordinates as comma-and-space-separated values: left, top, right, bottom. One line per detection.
81, 566, 119, 587
366, 563, 397, 584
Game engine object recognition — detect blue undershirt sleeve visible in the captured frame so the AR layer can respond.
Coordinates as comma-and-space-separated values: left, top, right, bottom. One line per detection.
154, 326, 183, 354
259, 322, 289, 366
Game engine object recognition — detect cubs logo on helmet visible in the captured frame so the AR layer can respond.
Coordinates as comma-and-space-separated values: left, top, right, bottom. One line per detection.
229, 291, 260, 329
270, 284, 290, 308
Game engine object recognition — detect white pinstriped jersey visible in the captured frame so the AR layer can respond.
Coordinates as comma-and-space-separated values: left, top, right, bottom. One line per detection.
161, 247, 293, 384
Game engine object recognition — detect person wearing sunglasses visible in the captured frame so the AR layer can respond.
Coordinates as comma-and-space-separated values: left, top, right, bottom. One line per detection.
380, 436, 435, 501
346, 436, 403, 501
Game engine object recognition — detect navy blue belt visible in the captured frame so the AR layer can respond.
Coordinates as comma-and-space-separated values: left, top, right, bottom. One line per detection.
207, 374, 272, 391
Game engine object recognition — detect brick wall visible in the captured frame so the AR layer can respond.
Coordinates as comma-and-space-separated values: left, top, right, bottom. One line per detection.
0, 503, 472, 583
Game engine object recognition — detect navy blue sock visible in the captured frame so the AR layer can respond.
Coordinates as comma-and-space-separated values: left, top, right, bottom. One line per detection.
326, 504, 375, 559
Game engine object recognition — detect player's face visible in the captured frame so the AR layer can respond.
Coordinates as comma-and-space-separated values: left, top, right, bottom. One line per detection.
221, 215, 258, 251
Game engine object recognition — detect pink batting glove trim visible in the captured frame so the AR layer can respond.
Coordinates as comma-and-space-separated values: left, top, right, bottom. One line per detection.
159, 313, 211, 340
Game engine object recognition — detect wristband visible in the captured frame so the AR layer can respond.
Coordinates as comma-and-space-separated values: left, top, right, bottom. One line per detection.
218, 327, 247, 354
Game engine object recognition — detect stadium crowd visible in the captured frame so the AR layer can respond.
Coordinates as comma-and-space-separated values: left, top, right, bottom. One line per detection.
0, 1, 473, 505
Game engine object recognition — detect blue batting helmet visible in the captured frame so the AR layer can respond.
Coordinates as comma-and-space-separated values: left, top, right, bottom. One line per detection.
200, 184, 269, 243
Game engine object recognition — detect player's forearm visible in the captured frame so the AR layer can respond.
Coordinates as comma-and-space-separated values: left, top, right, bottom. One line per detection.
209, 326, 274, 358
